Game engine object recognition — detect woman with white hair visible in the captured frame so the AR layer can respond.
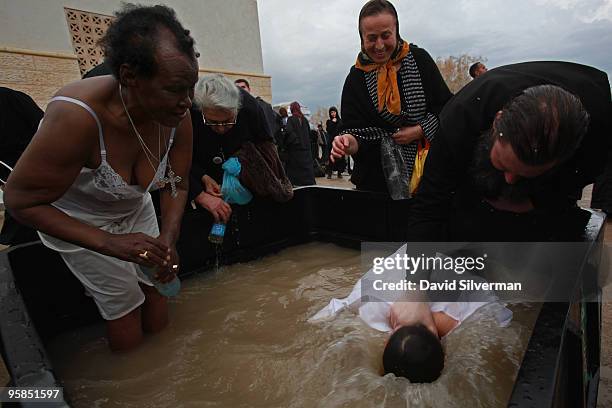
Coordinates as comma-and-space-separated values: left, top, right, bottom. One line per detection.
189, 73, 283, 223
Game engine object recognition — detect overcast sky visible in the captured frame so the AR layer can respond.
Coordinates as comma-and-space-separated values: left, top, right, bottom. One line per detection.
257, 0, 612, 112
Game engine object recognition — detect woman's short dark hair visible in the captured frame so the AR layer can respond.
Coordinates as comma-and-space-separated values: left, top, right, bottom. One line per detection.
100, 4, 197, 79
495, 84, 590, 166
383, 325, 444, 383
358, 0, 400, 42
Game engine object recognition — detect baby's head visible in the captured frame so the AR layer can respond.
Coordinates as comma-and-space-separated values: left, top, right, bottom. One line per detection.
382, 324, 444, 382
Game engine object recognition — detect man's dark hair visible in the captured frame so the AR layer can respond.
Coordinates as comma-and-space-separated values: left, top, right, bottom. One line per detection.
469, 62, 481, 78
358, 0, 401, 42
235, 78, 250, 89
100, 4, 197, 79
495, 84, 590, 166
383, 325, 444, 383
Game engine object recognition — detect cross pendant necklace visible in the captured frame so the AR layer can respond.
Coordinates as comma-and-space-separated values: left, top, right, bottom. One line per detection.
157, 163, 182, 198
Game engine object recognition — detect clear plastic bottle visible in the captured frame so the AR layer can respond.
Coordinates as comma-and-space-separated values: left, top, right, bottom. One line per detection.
380, 136, 410, 200
208, 222, 226, 244
140, 265, 181, 297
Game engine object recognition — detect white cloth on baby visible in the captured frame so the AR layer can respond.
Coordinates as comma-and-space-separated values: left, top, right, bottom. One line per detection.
310, 244, 513, 336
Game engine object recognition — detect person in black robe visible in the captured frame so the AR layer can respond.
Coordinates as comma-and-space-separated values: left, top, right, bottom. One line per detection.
405, 61, 612, 242
325, 106, 345, 178
284, 101, 315, 186
0, 87, 44, 245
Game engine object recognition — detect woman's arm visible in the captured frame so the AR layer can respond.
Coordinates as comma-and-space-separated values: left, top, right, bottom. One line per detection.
156, 112, 193, 280
158, 111, 192, 244
4, 100, 169, 266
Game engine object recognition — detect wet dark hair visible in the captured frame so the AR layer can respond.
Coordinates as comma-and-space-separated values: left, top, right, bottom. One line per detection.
100, 4, 197, 79
234, 78, 250, 89
358, 0, 401, 43
469, 62, 482, 78
383, 325, 444, 383
328, 106, 340, 120
495, 85, 590, 166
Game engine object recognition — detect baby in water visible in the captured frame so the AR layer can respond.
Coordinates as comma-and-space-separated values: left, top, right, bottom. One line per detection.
310, 244, 513, 383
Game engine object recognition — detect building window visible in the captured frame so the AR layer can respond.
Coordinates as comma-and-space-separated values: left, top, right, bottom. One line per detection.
64, 7, 114, 76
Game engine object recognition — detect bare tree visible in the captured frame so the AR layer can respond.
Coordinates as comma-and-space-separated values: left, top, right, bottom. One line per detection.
436, 54, 486, 93
311, 106, 329, 129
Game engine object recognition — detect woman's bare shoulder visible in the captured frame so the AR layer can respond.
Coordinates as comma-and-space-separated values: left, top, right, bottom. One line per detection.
52, 75, 116, 107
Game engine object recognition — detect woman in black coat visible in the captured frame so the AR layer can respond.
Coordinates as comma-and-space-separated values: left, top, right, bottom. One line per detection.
325, 106, 345, 178
330, 0, 452, 198
284, 101, 315, 186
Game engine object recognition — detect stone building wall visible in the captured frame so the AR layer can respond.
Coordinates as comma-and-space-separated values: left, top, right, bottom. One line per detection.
0, 47, 272, 109
0, 0, 271, 108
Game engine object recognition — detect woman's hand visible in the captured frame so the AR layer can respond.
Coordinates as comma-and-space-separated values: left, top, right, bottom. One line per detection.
391, 125, 424, 145
202, 174, 222, 197
389, 301, 438, 338
195, 191, 232, 223
154, 233, 180, 283
330, 134, 358, 162
101, 232, 171, 269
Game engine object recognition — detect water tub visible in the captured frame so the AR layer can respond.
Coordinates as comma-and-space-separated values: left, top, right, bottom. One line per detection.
0, 186, 605, 407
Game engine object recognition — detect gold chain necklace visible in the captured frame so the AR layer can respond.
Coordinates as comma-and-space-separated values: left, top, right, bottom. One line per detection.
118, 83, 182, 198
119, 83, 164, 173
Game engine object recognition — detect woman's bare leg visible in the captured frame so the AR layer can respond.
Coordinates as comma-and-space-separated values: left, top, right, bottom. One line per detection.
106, 308, 143, 352
140, 283, 169, 333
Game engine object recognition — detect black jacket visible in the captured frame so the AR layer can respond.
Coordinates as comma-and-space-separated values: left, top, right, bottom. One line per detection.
189, 89, 272, 201
340, 45, 453, 193
284, 115, 315, 186
406, 61, 612, 241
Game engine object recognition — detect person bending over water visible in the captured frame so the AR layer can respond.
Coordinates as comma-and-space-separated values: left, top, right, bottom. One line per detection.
4, 5, 198, 351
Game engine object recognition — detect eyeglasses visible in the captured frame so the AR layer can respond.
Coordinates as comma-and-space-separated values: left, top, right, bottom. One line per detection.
202, 115, 236, 127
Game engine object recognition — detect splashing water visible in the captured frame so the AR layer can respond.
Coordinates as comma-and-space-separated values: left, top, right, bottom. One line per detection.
47, 243, 538, 408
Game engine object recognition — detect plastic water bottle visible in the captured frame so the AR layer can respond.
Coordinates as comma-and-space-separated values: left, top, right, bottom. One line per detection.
140, 265, 181, 297
208, 222, 226, 244
380, 136, 410, 200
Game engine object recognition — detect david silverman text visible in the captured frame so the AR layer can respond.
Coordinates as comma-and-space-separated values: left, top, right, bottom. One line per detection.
371, 279, 522, 291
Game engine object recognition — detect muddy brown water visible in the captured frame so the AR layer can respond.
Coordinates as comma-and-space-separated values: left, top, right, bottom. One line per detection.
47, 242, 538, 408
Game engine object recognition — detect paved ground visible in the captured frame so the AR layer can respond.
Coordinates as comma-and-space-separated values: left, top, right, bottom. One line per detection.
313, 173, 355, 189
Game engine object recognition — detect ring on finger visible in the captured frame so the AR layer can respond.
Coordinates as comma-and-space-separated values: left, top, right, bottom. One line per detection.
139, 250, 149, 260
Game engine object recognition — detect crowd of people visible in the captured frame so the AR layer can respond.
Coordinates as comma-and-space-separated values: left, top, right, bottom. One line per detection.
1, 0, 611, 386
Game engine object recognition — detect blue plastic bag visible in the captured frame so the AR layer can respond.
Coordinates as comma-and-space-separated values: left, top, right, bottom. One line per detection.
221, 157, 253, 205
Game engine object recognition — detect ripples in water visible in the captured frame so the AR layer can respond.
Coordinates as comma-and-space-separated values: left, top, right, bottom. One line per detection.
48, 242, 538, 408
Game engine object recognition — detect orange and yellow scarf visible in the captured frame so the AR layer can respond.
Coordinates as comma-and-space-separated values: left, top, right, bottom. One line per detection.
355, 41, 410, 116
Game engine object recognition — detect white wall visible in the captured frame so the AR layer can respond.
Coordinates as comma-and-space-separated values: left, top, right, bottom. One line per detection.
0, 0, 264, 74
